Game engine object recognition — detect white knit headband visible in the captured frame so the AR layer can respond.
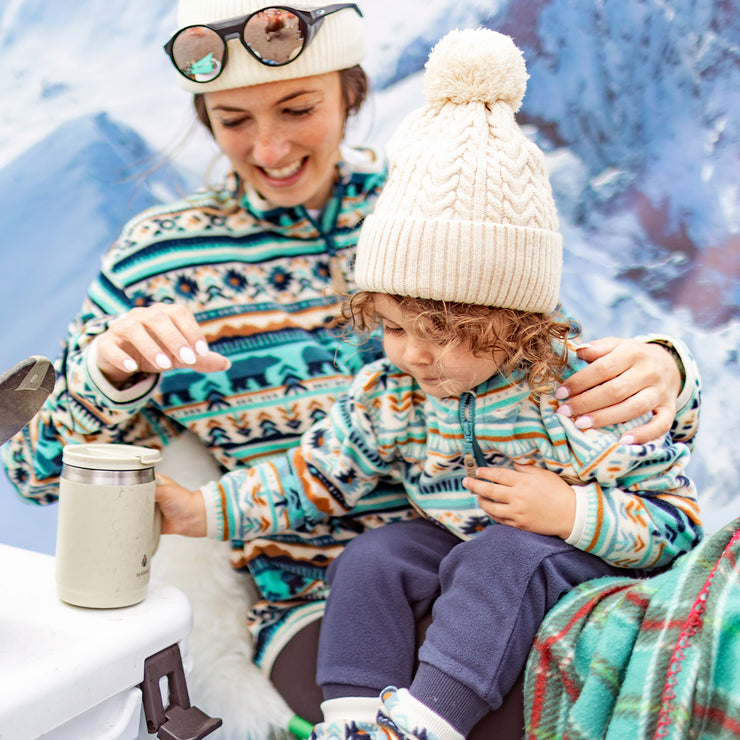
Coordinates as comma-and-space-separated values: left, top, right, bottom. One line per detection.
172, 0, 366, 92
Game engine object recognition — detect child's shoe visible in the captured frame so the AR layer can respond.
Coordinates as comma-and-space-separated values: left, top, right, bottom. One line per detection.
377, 687, 464, 740
309, 718, 386, 739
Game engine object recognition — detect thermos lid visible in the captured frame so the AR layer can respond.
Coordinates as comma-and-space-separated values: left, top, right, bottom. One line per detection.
62, 443, 161, 471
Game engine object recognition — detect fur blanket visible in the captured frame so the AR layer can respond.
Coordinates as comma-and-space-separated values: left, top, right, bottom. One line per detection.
152, 432, 295, 740
525, 517, 740, 739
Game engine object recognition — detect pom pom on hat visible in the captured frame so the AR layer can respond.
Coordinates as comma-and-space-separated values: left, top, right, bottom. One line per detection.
423, 28, 528, 111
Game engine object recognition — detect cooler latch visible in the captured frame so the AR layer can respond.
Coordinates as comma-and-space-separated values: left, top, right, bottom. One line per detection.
139, 643, 223, 739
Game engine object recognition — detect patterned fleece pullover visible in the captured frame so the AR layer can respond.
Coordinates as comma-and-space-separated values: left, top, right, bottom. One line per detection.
2, 149, 702, 670
202, 355, 703, 574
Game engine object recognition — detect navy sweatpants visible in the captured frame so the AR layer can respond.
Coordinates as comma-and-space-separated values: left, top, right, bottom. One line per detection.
317, 518, 635, 733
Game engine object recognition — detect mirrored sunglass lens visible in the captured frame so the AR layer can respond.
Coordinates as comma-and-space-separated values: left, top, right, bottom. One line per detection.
243, 9, 305, 66
172, 26, 225, 81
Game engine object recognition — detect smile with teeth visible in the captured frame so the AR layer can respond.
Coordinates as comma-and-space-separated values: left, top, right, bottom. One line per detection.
260, 158, 305, 180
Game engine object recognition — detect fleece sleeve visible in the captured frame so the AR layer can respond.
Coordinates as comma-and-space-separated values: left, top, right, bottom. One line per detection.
552, 415, 702, 569
199, 365, 400, 541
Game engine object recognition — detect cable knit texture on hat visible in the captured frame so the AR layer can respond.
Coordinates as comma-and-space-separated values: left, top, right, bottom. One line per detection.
355, 28, 562, 313
173, 0, 365, 92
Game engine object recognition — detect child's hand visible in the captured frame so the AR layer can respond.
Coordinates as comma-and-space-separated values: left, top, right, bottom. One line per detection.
155, 473, 208, 537
463, 464, 576, 539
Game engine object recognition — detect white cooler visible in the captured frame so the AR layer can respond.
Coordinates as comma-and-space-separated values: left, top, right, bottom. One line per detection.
0, 543, 221, 739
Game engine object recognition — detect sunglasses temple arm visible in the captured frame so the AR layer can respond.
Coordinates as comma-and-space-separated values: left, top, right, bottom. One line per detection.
310, 3, 363, 23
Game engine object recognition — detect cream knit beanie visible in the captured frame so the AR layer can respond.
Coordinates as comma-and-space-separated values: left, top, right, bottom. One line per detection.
355, 28, 562, 313
172, 0, 365, 92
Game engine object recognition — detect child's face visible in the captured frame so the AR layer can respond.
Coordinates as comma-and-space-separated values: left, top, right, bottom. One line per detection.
375, 295, 505, 398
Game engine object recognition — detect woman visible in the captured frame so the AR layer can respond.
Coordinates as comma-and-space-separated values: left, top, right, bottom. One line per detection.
2, 0, 700, 732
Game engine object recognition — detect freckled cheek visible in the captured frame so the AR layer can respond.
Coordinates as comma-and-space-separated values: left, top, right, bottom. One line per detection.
307, 115, 344, 158
213, 132, 250, 165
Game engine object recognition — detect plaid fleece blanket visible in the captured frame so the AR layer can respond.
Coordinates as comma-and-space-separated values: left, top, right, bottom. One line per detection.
524, 517, 740, 739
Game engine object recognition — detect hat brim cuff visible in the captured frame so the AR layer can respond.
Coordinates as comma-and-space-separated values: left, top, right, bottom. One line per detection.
355, 216, 563, 314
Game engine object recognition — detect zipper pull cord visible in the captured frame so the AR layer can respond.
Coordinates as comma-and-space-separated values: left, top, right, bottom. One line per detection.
459, 393, 478, 478
464, 452, 478, 479
306, 179, 347, 294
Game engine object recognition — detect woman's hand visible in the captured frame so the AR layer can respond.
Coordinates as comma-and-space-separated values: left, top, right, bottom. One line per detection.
555, 338, 682, 444
96, 303, 230, 385
155, 473, 208, 537
464, 464, 576, 539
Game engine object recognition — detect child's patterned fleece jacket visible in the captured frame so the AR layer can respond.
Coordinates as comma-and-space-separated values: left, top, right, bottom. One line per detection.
202, 352, 702, 570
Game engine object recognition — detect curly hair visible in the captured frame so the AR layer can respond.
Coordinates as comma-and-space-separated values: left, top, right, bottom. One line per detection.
337, 292, 580, 395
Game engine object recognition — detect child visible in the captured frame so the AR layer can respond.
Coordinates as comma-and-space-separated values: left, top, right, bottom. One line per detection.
155, 28, 702, 740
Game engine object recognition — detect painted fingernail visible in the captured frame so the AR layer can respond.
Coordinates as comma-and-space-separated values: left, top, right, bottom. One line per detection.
195, 340, 209, 357
575, 416, 593, 430
555, 386, 570, 400
180, 347, 196, 365
123, 358, 138, 373
619, 434, 635, 445
155, 353, 172, 370
557, 404, 573, 418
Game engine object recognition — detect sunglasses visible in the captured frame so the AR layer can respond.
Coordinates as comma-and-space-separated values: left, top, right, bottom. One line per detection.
164, 3, 363, 83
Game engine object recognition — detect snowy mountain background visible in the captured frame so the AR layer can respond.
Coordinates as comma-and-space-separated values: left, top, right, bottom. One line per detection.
1, 0, 738, 554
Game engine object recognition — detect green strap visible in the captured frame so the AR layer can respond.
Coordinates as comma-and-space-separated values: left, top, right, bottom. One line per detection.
288, 714, 314, 739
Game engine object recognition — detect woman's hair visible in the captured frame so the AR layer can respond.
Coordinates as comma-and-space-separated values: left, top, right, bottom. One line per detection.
339, 292, 580, 394
192, 64, 369, 136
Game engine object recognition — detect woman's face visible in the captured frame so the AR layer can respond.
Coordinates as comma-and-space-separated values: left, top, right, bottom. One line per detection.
204, 72, 346, 210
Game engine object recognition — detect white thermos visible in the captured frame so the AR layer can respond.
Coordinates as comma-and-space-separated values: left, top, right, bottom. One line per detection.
55, 443, 162, 608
